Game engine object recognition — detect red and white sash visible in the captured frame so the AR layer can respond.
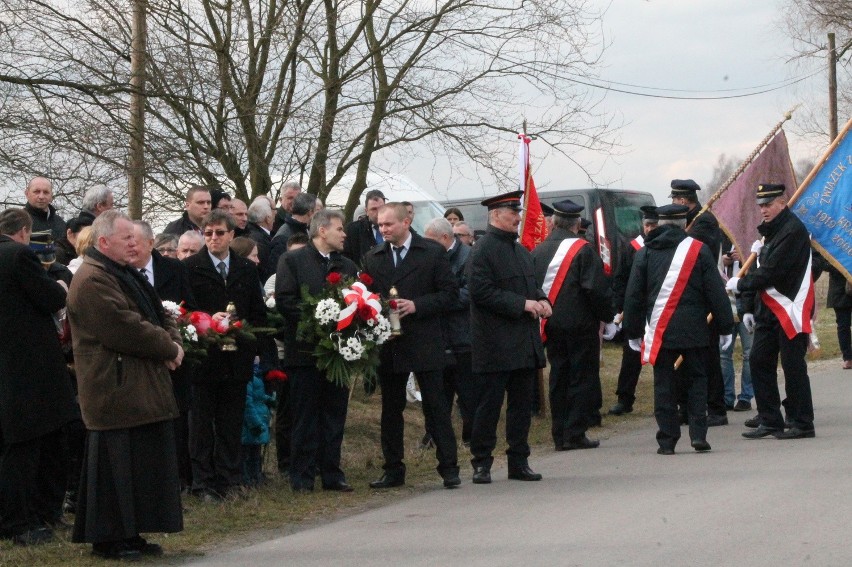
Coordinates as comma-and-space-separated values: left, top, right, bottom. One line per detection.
630, 235, 644, 251
759, 251, 814, 339
641, 237, 704, 365
540, 238, 588, 341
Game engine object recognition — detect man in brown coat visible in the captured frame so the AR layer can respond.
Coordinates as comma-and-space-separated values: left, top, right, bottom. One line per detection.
67, 210, 185, 560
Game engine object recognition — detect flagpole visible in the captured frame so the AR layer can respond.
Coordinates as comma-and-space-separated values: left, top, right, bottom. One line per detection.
687, 107, 797, 230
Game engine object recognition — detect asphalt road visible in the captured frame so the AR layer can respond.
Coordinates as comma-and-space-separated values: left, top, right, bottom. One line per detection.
188, 360, 852, 567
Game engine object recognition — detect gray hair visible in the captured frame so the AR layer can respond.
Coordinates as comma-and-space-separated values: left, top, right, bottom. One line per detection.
658, 218, 686, 228
82, 185, 113, 213
91, 209, 131, 241
292, 192, 318, 216
248, 198, 273, 224
553, 215, 580, 232
309, 209, 345, 238
179, 230, 204, 247
281, 180, 302, 193
154, 232, 178, 249
424, 217, 453, 239
133, 220, 154, 240
453, 221, 473, 236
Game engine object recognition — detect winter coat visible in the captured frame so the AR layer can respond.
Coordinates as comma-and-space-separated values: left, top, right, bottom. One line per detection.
241, 374, 275, 445
623, 224, 733, 349
0, 236, 77, 444
468, 225, 547, 373
67, 253, 181, 431
686, 205, 722, 262
343, 217, 382, 267
268, 217, 308, 280
441, 238, 472, 353
25, 203, 67, 241
162, 211, 201, 236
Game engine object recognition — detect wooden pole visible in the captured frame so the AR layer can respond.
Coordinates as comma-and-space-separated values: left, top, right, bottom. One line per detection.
127, 0, 147, 220
829, 33, 838, 143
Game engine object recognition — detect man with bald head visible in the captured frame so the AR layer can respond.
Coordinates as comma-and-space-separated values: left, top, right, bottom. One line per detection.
230, 199, 249, 236
24, 177, 67, 241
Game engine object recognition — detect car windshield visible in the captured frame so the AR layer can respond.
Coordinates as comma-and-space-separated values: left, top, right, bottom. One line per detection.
411, 200, 446, 234
601, 191, 656, 239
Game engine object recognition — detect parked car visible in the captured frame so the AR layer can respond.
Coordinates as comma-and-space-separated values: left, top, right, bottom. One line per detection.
442, 188, 656, 276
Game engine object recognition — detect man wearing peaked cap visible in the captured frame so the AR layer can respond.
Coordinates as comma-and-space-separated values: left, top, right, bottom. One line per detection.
622, 202, 733, 454
609, 205, 659, 416
467, 190, 550, 484
532, 200, 613, 451
726, 183, 816, 440
669, 179, 728, 426
540, 202, 555, 234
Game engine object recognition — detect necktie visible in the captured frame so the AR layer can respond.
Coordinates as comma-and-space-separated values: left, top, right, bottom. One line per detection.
374, 225, 384, 244
393, 246, 404, 267
139, 267, 150, 285
217, 260, 228, 281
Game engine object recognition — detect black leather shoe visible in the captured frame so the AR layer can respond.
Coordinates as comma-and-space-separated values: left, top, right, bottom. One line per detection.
562, 435, 600, 450
508, 466, 542, 481
707, 414, 729, 427
657, 447, 675, 455
608, 401, 633, 416
773, 427, 815, 439
11, 527, 54, 546
742, 425, 780, 439
322, 481, 354, 492
784, 416, 795, 428
369, 474, 404, 489
732, 400, 751, 411
691, 440, 711, 452
92, 540, 142, 560
442, 474, 462, 489
472, 466, 491, 484
744, 415, 762, 428
127, 536, 163, 556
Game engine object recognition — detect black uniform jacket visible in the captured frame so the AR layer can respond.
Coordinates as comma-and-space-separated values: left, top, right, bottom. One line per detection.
687, 205, 722, 262
611, 238, 639, 313
0, 236, 77, 444
623, 224, 733, 350
184, 246, 267, 382
275, 244, 358, 368
363, 232, 457, 373
468, 225, 547, 373
532, 227, 615, 339
738, 207, 814, 324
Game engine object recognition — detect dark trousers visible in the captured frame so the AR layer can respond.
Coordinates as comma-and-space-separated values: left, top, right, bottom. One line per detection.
439, 351, 478, 444
750, 320, 814, 430
274, 380, 292, 474
174, 412, 191, 490
379, 368, 458, 479
0, 428, 66, 538
289, 366, 349, 490
189, 381, 247, 494
470, 368, 534, 470
547, 334, 598, 446
835, 308, 852, 361
615, 341, 642, 405
705, 333, 727, 415
653, 348, 708, 450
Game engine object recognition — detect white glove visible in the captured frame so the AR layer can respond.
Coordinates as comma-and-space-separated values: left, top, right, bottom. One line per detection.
602, 322, 619, 341
719, 334, 733, 350
725, 276, 740, 293
742, 313, 755, 334
750, 240, 763, 255
628, 338, 641, 352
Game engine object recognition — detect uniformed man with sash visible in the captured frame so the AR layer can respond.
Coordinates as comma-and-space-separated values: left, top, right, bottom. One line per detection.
623, 204, 733, 454
532, 200, 614, 451
726, 183, 816, 439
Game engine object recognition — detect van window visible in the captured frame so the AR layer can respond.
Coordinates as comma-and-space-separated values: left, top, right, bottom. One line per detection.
411, 200, 447, 234
600, 191, 655, 239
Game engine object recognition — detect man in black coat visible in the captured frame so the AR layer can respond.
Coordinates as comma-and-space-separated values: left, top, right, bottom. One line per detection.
184, 210, 267, 499
532, 200, 614, 451
268, 192, 318, 278
727, 184, 816, 439
0, 208, 77, 545
343, 189, 386, 267
276, 209, 358, 492
623, 204, 733, 455
670, 179, 728, 425
23, 177, 67, 241
163, 186, 212, 236
363, 203, 461, 489
467, 191, 551, 484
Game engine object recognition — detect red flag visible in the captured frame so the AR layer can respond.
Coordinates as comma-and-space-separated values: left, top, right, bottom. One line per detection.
711, 129, 798, 258
518, 134, 548, 250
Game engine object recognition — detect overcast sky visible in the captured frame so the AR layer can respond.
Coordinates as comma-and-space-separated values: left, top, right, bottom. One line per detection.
413, 0, 832, 205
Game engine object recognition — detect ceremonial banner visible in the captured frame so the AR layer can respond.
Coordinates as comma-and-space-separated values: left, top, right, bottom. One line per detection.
791, 118, 852, 280
518, 133, 547, 250
711, 130, 797, 257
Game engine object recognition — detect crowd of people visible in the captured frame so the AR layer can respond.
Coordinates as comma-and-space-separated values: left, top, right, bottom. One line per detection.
0, 175, 828, 559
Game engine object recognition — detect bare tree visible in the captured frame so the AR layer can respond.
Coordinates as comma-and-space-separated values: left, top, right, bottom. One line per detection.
701, 153, 742, 201
0, 0, 619, 221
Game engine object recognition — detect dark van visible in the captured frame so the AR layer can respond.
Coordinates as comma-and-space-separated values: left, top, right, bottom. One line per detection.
442, 188, 656, 277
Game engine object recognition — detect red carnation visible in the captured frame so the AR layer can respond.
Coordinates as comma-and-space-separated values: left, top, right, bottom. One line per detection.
388, 299, 398, 310
327, 272, 342, 285
357, 304, 374, 321
359, 272, 373, 286
264, 369, 288, 382
232, 320, 243, 329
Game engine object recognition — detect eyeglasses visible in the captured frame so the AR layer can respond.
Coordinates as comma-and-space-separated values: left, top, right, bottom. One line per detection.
203, 229, 230, 237
157, 247, 177, 253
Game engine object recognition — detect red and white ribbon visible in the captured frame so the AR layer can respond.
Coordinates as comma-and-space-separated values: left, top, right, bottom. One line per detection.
337, 282, 382, 331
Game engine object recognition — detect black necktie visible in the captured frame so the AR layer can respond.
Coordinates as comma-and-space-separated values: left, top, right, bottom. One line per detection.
217, 261, 227, 280
393, 246, 404, 267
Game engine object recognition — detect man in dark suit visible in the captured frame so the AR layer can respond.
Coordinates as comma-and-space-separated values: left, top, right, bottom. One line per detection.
131, 221, 198, 491
343, 189, 386, 266
0, 209, 77, 546
363, 203, 461, 489
184, 210, 267, 500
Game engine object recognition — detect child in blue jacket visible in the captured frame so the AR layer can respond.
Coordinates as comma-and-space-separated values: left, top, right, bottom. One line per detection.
242, 360, 277, 486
